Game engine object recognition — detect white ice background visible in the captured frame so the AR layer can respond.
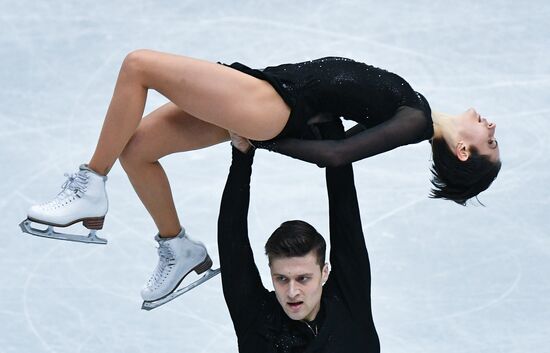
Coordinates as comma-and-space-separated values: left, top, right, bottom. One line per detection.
1, 0, 549, 352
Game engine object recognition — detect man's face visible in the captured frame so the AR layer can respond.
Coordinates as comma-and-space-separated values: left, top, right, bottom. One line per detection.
270, 251, 329, 321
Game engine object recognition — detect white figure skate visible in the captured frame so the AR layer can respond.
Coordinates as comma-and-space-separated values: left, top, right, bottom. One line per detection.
141, 227, 220, 310
19, 164, 109, 244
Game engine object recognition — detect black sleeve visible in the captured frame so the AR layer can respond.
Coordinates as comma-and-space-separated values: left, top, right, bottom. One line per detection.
345, 123, 367, 137
325, 164, 374, 322
316, 122, 375, 325
256, 107, 429, 167
217, 146, 268, 338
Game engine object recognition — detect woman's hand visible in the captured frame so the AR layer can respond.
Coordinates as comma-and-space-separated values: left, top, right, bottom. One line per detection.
229, 131, 253, 153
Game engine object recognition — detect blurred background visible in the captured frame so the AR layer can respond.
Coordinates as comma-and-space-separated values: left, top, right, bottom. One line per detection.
1, 0, 549, 352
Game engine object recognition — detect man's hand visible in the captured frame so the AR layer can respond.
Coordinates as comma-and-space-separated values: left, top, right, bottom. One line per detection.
229, 131, 253, 153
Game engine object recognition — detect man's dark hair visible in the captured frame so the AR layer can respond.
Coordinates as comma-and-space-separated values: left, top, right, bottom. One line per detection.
430, 137, 502, 206
265, 220, 326, 269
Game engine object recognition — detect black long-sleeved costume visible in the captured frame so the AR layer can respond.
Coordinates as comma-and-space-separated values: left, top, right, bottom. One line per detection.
218, 148, 380, 352
223, 57, 433, 167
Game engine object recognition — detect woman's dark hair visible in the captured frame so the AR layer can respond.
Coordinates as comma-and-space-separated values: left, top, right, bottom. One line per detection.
265, 220, 326, 269
430, 137, 502, 206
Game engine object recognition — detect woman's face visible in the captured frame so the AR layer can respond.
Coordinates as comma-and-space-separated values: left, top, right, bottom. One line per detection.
456, 108, 500, 162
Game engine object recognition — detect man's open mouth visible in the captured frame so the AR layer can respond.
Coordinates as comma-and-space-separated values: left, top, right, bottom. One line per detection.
287, 301, 304, 311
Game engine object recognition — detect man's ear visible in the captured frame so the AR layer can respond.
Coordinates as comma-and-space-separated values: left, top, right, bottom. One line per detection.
455, 141, 470, 161
321, 263, 330, 285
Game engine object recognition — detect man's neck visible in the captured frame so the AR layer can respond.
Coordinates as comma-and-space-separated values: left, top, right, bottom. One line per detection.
303, 301, 322, 322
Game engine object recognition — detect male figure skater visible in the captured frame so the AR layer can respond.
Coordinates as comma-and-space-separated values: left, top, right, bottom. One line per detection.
218, 122, 380, 352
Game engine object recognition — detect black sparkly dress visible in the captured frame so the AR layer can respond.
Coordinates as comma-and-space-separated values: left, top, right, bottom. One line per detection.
222, 57, 433, 167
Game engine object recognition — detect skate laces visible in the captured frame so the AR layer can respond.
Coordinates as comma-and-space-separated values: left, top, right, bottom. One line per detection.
42, 170, 89, 208
146, 242, 176, 288
61, 170, 89, 197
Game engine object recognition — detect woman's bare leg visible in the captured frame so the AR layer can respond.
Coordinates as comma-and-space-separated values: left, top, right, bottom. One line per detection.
89, 49, 289, 176
119, 102, 229, 237
88, 52, 149, 175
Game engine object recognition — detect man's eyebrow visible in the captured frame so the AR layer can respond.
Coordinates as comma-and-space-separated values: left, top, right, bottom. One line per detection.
271, 273, 314, 277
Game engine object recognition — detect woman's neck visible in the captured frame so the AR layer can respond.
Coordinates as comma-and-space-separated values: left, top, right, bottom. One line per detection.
431, 111, 456, 141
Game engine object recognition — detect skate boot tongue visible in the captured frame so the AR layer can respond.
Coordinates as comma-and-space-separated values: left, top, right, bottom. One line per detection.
79, 164, 108, 180
60, 170, 89, 198
156, 242, 176, 276
155, 227, 186, 242
148, 229, 187, 286
79, 164, 94, 172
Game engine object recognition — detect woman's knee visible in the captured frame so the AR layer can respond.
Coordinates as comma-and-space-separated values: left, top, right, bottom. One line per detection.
120, 49, 156, 80
119, 131, 151, 170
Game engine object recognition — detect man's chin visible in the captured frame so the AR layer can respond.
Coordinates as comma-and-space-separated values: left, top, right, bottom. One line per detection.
285, 311, 306, 321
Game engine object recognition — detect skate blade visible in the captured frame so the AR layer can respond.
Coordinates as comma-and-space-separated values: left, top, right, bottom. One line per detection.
141, 268, 221, 311
19, 219, 108, 245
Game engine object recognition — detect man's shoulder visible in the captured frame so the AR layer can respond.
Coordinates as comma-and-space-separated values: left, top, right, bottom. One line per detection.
237, 291, 286, 342
242, 290, 283, 324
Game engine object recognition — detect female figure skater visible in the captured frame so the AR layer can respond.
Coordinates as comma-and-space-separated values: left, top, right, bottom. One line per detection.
20, 50, 501, 306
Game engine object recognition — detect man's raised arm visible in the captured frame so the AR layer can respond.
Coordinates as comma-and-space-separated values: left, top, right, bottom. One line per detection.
218, 146, 268, 338
317, 121, 375, 327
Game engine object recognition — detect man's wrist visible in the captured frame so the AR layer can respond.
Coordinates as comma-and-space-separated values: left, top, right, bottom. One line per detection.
231, 144, 255, 160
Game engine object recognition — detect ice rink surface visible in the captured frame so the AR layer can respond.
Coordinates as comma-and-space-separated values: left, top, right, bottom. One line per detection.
1, 0, 549, 352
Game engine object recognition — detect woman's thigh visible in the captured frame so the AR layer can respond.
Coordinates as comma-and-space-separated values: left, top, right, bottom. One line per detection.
127, 50, 290, 141
121, 102, 230, 164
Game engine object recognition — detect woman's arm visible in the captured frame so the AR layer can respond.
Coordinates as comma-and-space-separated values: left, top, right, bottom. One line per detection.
345, 123, 367, 137
255, 107, 430, 167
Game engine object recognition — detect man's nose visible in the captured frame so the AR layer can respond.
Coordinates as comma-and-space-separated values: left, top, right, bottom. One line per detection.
288, 281, 300, 298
